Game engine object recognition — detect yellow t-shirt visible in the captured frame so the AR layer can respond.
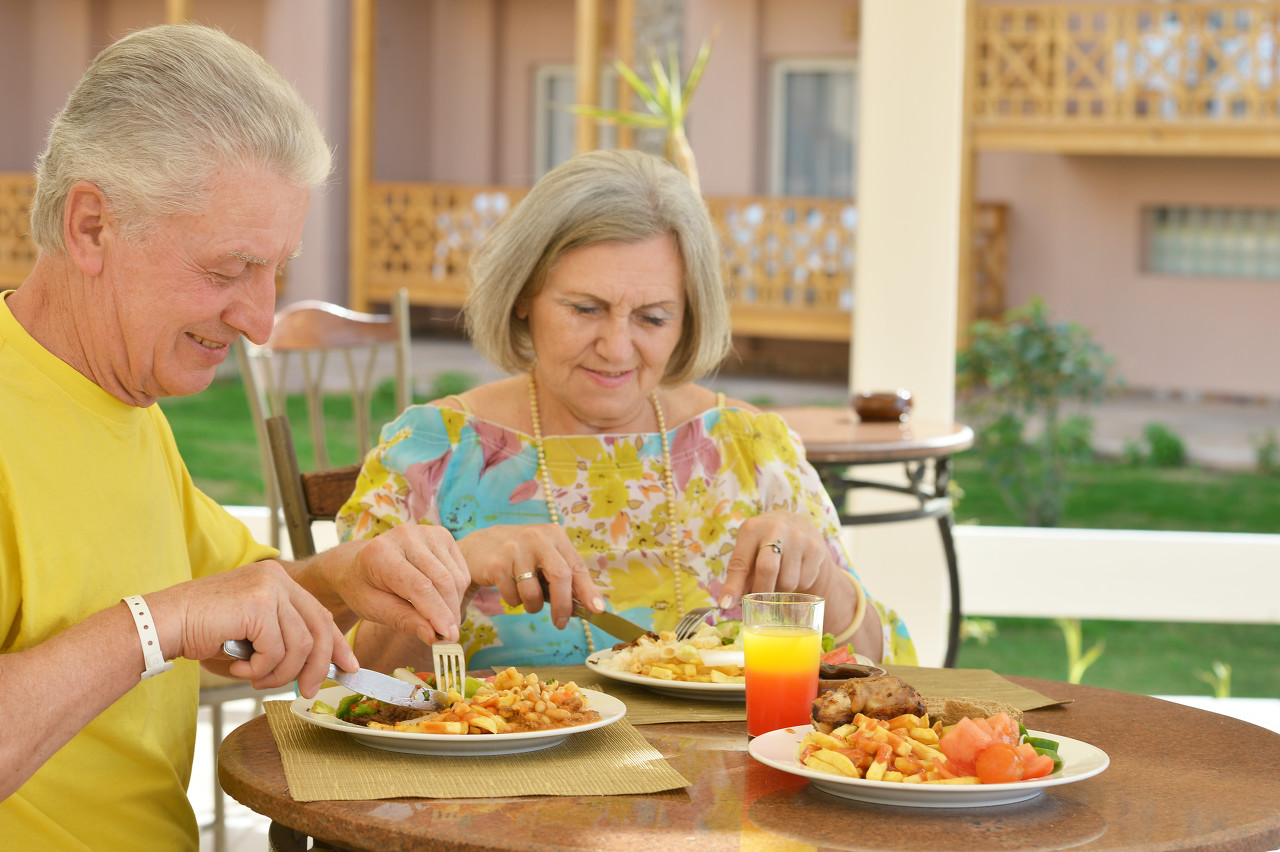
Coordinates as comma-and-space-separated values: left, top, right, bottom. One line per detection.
0, 292, 275, 849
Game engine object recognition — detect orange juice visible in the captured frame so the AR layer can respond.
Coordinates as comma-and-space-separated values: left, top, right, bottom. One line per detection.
744, 624, 821, 737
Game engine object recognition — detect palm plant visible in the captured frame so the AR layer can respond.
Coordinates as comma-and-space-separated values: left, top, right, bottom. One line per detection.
568, 35, 714, 192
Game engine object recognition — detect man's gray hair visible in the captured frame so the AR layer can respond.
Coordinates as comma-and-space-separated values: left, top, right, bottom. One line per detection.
29, 24, 332, 253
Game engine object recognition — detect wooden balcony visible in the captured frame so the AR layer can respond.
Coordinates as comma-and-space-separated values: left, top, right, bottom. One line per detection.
0, 173, 37, 289
0, 173, 1008, 343
358, 180, 1011, 342
974, 1, 1280, 155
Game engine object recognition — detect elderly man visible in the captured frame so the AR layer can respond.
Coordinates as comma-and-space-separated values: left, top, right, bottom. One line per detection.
0, 25, 468, 847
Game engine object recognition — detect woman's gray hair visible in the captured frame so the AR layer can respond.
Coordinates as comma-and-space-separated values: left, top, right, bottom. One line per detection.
465, 149, 732, 386
30, 24, 332, 253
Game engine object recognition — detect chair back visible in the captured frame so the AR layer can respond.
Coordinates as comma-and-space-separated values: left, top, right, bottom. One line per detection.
237, 289, 411, 551
267, 414, 362, 559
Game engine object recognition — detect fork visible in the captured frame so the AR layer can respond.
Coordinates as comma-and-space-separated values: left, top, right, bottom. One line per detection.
432, 641, 466, 697
673, 606, 717, 641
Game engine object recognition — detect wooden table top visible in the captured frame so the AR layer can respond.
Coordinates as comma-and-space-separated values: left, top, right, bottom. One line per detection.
218, 676, 1280, 851
767, 406, 974, 464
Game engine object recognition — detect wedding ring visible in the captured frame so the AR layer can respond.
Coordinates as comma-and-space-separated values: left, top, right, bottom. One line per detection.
767, 540, 783, 554
513, 571, 538, 583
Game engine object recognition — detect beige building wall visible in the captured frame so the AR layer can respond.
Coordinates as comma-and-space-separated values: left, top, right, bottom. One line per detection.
1, 0, 1276, 398
978, 153, 1280, 400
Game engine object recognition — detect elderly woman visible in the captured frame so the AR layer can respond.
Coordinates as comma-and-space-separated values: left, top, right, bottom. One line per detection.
339, 149, 916, 671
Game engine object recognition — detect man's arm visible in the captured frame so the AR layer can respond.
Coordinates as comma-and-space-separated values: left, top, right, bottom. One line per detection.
281, 523, 472, 645
0, 563, 356, 800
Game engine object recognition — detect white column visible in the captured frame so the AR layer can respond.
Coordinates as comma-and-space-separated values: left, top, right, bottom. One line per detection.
847, 0, 967, 667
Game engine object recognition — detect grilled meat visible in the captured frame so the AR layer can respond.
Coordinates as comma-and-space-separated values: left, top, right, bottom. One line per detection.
811, 674, 926, 733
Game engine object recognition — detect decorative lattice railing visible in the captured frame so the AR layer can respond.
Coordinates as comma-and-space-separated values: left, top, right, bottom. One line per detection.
362, 180, 1010, 342
0, 173, 1008, 340
0, 173, 37, 289
975, 2, 1280, 152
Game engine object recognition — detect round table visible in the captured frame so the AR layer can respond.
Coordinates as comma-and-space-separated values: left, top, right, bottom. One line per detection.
769, 407, 974, 666
218, 676, 1280, 851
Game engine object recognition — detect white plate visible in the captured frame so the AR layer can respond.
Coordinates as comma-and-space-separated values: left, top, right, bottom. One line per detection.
291, 685, 626, 755
747, 725, 1109, 808
585, 649, 745, 702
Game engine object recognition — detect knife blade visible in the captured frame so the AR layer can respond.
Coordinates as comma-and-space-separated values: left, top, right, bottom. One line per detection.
535, 577, 652, 643
221, 639, 438, 709
568, 601, 652, 643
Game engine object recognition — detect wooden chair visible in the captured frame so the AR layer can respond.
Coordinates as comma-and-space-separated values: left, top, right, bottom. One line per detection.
203, 293, 410, 847
266, 414, 363, 559
236, 289, 411, 551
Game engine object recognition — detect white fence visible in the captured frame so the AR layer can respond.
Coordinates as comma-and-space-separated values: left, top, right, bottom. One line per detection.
955, 526, 1280, 624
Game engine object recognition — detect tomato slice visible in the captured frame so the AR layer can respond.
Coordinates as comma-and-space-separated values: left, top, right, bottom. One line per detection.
975, 742, 1025, 784
821, 645, 856, 665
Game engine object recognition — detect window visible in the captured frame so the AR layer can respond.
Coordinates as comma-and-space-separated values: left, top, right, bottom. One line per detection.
1146, 206, 1280, 279
770, 59, 858, 198
533, 65, 617, 179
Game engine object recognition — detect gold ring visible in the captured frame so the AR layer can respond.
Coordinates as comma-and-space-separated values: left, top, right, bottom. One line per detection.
767, 540, 783, 554
513, 571, 538, 583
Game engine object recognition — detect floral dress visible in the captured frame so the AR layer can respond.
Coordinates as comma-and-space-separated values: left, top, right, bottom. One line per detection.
337, 401, 917, 670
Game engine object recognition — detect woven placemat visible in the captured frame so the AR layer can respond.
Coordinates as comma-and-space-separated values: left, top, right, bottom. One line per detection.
265, 701, 690, 802
884, 665, 1069, 711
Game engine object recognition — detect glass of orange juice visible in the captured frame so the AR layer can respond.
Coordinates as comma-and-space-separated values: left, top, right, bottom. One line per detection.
742, 592, 825, 737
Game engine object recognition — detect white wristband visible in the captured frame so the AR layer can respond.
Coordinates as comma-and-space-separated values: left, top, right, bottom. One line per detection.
122, 595, 173, 680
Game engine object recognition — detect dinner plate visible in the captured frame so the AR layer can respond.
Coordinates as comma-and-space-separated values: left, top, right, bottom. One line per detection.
585, 649, 745, 702
290, 685, 627, 755
747, 725, 1109, 808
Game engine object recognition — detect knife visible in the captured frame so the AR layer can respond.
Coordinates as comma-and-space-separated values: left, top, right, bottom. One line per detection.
534, 577, 651, 643
221, 639, 438, 709
572, 603, 652, 643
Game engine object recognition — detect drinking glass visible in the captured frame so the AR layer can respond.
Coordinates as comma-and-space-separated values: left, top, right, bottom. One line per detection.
742, 592, 825, 737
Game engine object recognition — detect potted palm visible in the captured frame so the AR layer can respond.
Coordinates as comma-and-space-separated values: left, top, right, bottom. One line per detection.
569, 35, 714, 192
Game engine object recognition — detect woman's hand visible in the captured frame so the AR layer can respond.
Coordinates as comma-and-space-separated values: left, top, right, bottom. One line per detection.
718, 510, 881, 660
718, 510, 838, 605
458, 524, 604, 630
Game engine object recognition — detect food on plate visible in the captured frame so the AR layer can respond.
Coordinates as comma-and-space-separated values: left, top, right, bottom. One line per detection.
797, 710, 1060, 785
811, 674, 927, 732
598, 622, 746, 684
311, 667, 601, 735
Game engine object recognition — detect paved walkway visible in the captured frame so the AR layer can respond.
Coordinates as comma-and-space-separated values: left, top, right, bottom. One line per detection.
407, 337, 1278, 472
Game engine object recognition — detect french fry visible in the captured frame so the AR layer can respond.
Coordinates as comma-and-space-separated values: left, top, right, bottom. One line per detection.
803, 748, 861, 777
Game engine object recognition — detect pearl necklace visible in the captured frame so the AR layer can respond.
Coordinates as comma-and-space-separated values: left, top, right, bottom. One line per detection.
528, 372, 684, 652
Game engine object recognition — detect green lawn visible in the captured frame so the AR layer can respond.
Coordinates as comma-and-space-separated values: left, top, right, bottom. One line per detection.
160, 376, 1280, 698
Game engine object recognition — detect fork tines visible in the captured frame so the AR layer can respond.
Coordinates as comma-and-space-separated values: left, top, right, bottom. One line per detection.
674, 606, 715, 640
432, 642, 466, 697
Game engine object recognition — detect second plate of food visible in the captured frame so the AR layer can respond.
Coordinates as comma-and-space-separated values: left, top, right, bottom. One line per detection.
585, 649, 745, 702
747, 725, 1109, 808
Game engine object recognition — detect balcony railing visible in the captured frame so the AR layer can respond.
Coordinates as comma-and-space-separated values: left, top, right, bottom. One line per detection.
0, 173, 1009, 341
0, 173, 37, 289
359, 180, 1011, 342
974, 1, 1280, 154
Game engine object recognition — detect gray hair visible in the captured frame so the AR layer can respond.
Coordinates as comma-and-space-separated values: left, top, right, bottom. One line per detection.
30, 24, 332, 253
465, 149, 731, 386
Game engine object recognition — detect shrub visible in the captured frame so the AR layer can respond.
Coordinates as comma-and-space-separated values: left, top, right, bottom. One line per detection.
1254, 429, 1279, 475
956, 298, 1115, 526
1143, 422, 1187, 468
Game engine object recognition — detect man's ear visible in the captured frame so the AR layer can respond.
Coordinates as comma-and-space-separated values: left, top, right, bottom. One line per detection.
63, 181, 109, 277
